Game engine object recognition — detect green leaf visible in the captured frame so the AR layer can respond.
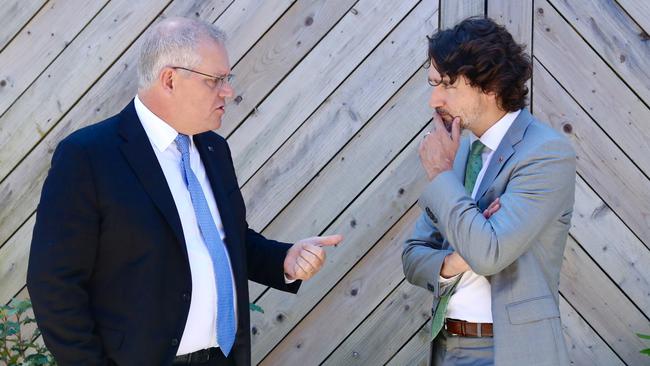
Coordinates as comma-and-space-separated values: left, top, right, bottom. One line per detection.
638, 333, 650, 340
15, 300, 32, 315
6, 321, 20, 336
25, 353, 50, 365
640, 348, 650, 356
249, 303, 264, 314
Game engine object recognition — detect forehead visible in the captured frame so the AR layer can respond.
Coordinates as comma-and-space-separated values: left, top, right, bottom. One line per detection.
427, 61, 445, 81
196, 39, 230, 73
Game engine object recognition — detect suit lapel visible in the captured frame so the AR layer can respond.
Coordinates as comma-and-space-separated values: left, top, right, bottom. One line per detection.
474, 109, 534, 200
193, 134, 244, 275
118, 101, 186, 249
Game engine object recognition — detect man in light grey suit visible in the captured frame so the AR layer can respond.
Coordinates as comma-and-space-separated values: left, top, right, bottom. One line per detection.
402, 17, 576, 365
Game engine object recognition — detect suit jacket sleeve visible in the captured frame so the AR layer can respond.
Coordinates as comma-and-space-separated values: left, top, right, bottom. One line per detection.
26, 136, 107, 365
402, 211, 457, 299
244, 228, 301, 293
418, 138, 576, 276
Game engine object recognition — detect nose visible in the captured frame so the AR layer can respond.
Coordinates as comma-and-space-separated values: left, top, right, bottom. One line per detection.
429, 86, 444, 109
219, 81, 234, 98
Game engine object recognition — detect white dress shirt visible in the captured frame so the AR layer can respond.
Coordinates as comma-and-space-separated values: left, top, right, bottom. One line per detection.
134, 96, 237, 355
441, 109, 521, 323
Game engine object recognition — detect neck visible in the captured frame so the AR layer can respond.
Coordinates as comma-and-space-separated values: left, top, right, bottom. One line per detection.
471, 107, 508, 138
138, 90, 186, 134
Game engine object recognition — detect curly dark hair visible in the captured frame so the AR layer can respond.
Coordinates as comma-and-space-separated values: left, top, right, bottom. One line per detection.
427, 17, 532, 112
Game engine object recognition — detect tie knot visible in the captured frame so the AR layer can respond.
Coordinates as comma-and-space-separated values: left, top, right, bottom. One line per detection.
470, 139, 486, 156
175, 134, 191, 156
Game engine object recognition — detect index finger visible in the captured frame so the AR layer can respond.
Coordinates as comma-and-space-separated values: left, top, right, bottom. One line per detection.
314, 234, 343, 247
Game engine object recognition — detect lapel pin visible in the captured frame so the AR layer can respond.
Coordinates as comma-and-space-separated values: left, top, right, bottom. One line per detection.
208, 146, 214, 152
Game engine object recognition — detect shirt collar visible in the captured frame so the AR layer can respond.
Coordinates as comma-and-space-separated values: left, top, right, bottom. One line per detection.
470, 109, 521, 152
134, 95, 182, 153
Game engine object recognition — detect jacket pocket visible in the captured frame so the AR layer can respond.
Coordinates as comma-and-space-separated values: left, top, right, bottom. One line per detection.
506, 295, 560, 325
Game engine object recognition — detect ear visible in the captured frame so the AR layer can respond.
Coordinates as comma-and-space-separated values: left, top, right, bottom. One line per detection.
159, 67, 176, 94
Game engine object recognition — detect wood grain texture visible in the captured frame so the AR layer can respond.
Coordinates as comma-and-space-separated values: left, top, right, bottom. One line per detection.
440, 0, 485, 29
0, 0, 46, 51
548, 0, 650, 105
533, 59, 650, 248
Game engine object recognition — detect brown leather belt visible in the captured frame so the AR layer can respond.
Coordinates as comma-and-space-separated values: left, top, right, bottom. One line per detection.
445, 318, 493, 337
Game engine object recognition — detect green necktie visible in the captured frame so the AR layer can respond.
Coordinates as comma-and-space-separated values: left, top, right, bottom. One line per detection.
464, 139, 487, 195
430, 139, 486, 341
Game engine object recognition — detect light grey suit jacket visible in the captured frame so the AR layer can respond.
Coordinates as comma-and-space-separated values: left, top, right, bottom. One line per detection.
402, 109, 575, 366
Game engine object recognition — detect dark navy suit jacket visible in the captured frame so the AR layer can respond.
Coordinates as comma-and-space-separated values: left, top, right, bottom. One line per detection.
27, 101, 300, 366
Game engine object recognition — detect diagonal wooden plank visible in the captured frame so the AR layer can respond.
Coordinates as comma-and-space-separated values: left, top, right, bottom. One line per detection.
226, 0, 420, 183
261, 207, 419, 365
218, 0, 357, 137
247, 66, 432, 302
0, 0, 175, 181
250, 133, 428, 363
0, 0, 291, 248
242, 2, 437, 233
322, 279, 431, 365
440, 0, 485, 29
616, 0, 650, 35
242, 3, 435, 299
0, 0, 46, 51
0, 0, 109, 117
262, 79, 431, 242
548, 0, 650, 105
533, 58, 650, 248
385, 321, 430, 366
533, 0, 650, 178
560, 294, 625, 366
561, 236, 650, 365
487, 0, 532, 50
217, 0, 294, 64
572, 176, 650, 317
0, 214, 34, 304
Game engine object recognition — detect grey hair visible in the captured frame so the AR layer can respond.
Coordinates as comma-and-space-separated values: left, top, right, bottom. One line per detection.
137, 17, 226, 90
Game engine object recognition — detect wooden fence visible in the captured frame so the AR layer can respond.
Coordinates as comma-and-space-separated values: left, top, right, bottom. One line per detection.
0, 0, 648, 364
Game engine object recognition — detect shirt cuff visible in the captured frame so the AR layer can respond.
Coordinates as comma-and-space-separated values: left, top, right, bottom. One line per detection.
284, 273, 296, 284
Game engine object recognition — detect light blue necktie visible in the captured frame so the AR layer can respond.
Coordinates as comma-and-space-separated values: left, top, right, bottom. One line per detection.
175, 134, 236, 357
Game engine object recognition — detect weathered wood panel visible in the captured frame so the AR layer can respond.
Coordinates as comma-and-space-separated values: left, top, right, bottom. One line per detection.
1, 1, 649, 365
0, 0, 46, 52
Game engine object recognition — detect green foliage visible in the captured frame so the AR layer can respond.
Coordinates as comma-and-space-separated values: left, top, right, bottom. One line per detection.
0, 298, 56, 366
249, 303, 264, 314
639, 333, 650, 357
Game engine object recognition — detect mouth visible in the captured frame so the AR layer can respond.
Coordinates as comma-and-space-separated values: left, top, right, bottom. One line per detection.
216, 105, 225, 113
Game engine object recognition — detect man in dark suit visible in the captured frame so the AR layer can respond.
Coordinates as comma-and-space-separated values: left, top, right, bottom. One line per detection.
27, 17, 342, 366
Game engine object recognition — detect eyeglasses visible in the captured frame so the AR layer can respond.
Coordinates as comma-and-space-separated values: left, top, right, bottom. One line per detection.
171, 66, 234, 90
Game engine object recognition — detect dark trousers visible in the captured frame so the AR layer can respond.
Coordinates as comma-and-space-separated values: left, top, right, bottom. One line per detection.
431, 330, 494, 366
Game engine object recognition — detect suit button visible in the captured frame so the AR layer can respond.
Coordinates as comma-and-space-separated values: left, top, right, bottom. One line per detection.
182, 293, 190, 302
171, 338, 179, 347
425, 207, 438, 223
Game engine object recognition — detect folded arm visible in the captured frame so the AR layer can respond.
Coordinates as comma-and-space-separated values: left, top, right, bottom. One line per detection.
418, 139, 576, 276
